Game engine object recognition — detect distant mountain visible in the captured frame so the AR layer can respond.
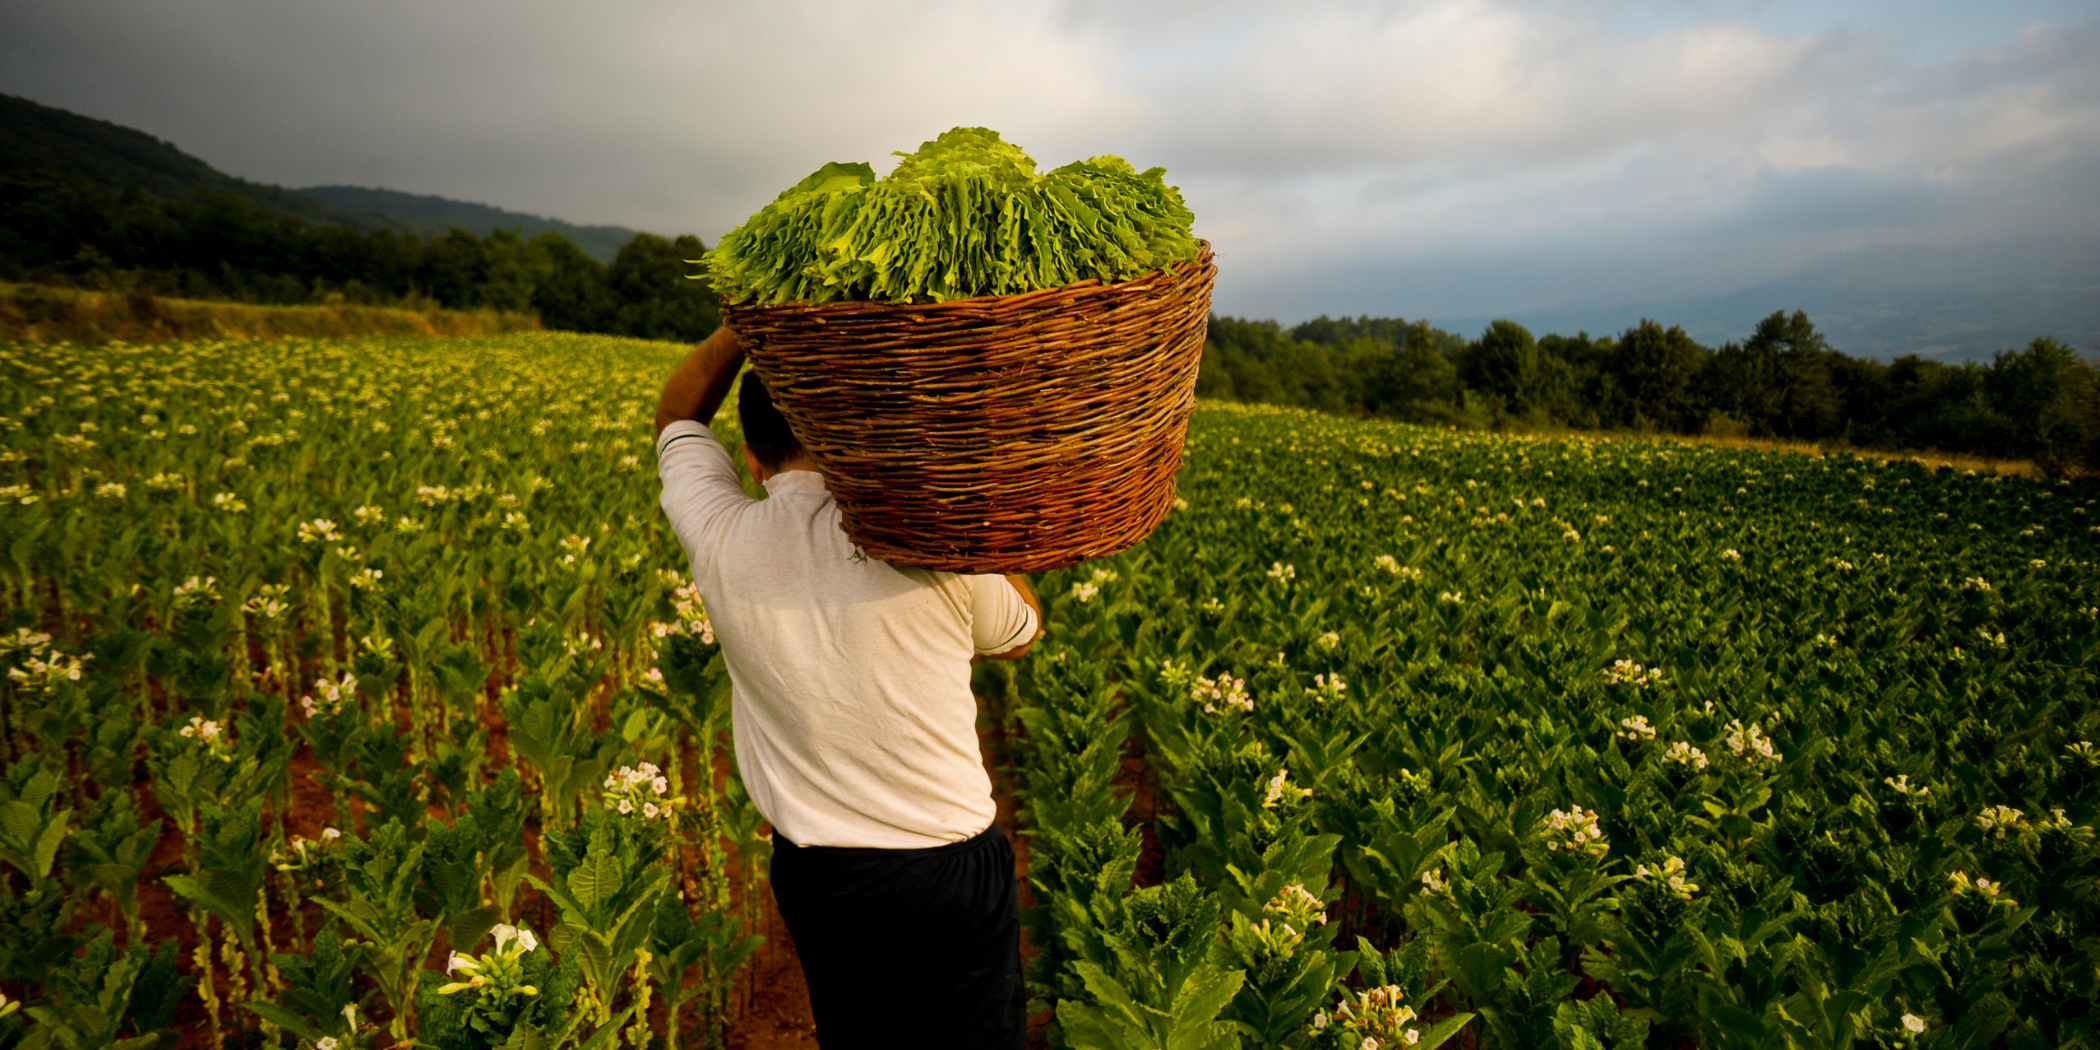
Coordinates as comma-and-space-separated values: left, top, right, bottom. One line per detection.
0, 92, 642, 262
296, 185, 637, 264
0, 92, 417, 234
1442, 238, 2100, 361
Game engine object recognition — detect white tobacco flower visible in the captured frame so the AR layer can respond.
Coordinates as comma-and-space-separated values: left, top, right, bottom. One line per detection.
297, 518, 342, 543
1307, 673, 1348, 703
1948, 870, 2015, 905
1619, 714, 1656, 740
1267, 562, 1296, 584
1601, 660, 1665, 686
1902, 1014, 1925, 1034
1723, 719, 1782, 762
1976, 805, 2027, 836
1191, 672, 1252, 714
1542, 806, 1609, 856
1316, 631, 1340, 649
1069, 581, 1099, 603
1633, 855, 1698, 898
1263, 768, 1311, 808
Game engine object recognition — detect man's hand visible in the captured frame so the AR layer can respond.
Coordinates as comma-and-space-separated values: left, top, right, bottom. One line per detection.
985, 574, 1041, 660
654, 325, 746, 438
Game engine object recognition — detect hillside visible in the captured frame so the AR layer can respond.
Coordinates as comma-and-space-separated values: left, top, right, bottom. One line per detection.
0, 93, 415, 234
297, 185, 637, 263
0, 93, 641, 260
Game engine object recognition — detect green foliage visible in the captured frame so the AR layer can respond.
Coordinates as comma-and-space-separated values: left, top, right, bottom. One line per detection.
15, 929, 181, 1050
1057, 875, 1246, 1050
162, 796, 268, 950
243, 928, 363, 1044
318, 819, 441, 1041
1204, 309, 2100, 470
0, 333, 766, 1047
0, 166, 719, 339
0, 759, 72, 882
530, 809, 673, 1025
1016, 401, 2100, 1048
704, 126, 1199, 305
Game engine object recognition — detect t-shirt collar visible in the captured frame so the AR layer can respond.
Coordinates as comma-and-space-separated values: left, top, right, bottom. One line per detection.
762, 470, 829, 497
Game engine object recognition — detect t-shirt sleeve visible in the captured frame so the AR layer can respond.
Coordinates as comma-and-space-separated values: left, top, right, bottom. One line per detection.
967, 574, 1039, 655
657, 420, 749, 567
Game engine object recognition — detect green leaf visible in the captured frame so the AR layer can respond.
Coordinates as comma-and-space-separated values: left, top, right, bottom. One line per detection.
566, 849, 622, 919
239, 1001, 325, 1042
1418, 1012, 1476, 1050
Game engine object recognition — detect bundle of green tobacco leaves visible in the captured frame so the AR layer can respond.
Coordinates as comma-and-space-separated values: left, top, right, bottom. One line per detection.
701, 127, 1199, 306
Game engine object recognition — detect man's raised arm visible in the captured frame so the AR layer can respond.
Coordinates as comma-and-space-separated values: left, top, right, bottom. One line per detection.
654, 325, 745, 438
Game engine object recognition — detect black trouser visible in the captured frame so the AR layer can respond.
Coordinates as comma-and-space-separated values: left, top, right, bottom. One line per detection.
770, 823, 1025, 1049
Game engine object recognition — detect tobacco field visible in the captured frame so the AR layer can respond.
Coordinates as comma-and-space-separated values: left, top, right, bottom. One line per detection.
0, 332, 2097, 1050
1, 334, 762, 1050
1015, 403, 2099, 1050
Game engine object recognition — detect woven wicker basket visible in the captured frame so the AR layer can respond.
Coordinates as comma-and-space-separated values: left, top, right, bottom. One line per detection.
724, 242, 1216, 573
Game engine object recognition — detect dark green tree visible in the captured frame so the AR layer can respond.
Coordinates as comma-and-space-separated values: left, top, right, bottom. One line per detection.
1605, 320, 1707, 431
1986, 336, 2093, 466
524, 232, 612, 334
605, 233, 719, 343
1742, 309, 1843, 438
414, 229, 491, 309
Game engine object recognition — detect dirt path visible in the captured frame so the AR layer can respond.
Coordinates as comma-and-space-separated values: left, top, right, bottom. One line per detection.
725, 886, 818, 1049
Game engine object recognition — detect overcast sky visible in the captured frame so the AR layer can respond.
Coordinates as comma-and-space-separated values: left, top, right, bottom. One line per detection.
4, 0, 2096, 323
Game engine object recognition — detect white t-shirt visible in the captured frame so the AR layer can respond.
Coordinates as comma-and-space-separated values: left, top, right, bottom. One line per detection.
655, 420, 1037, 849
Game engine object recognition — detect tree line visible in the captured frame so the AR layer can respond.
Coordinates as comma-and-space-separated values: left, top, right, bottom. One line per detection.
1198, 311, 2100, 472
0, 169, 719, 342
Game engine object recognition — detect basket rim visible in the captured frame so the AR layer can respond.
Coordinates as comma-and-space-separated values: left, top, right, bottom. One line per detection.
721, 240, 1215, 318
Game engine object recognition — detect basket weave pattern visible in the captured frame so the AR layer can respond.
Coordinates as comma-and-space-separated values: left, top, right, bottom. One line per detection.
726, 244, 1216, 573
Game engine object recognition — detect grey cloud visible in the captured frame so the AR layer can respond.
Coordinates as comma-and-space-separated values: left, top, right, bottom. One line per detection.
0, 0, 2095, 329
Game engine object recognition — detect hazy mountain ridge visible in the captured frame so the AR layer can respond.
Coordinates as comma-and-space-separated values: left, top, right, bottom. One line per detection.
295, 185, 637, 264
1442, 239, 2100, 362
0, 93, 419, 235
1, 93, 637, 262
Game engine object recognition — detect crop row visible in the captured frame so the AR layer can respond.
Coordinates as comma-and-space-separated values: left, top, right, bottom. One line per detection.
1, 335, 764, 1049
1008, 403, 2099, 1050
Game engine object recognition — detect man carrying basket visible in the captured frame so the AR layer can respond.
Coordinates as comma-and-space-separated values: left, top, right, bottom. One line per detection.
653, 323, 1041, 1049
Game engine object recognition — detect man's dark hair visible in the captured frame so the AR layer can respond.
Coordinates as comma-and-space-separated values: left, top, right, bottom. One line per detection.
738, 370, 806, 471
